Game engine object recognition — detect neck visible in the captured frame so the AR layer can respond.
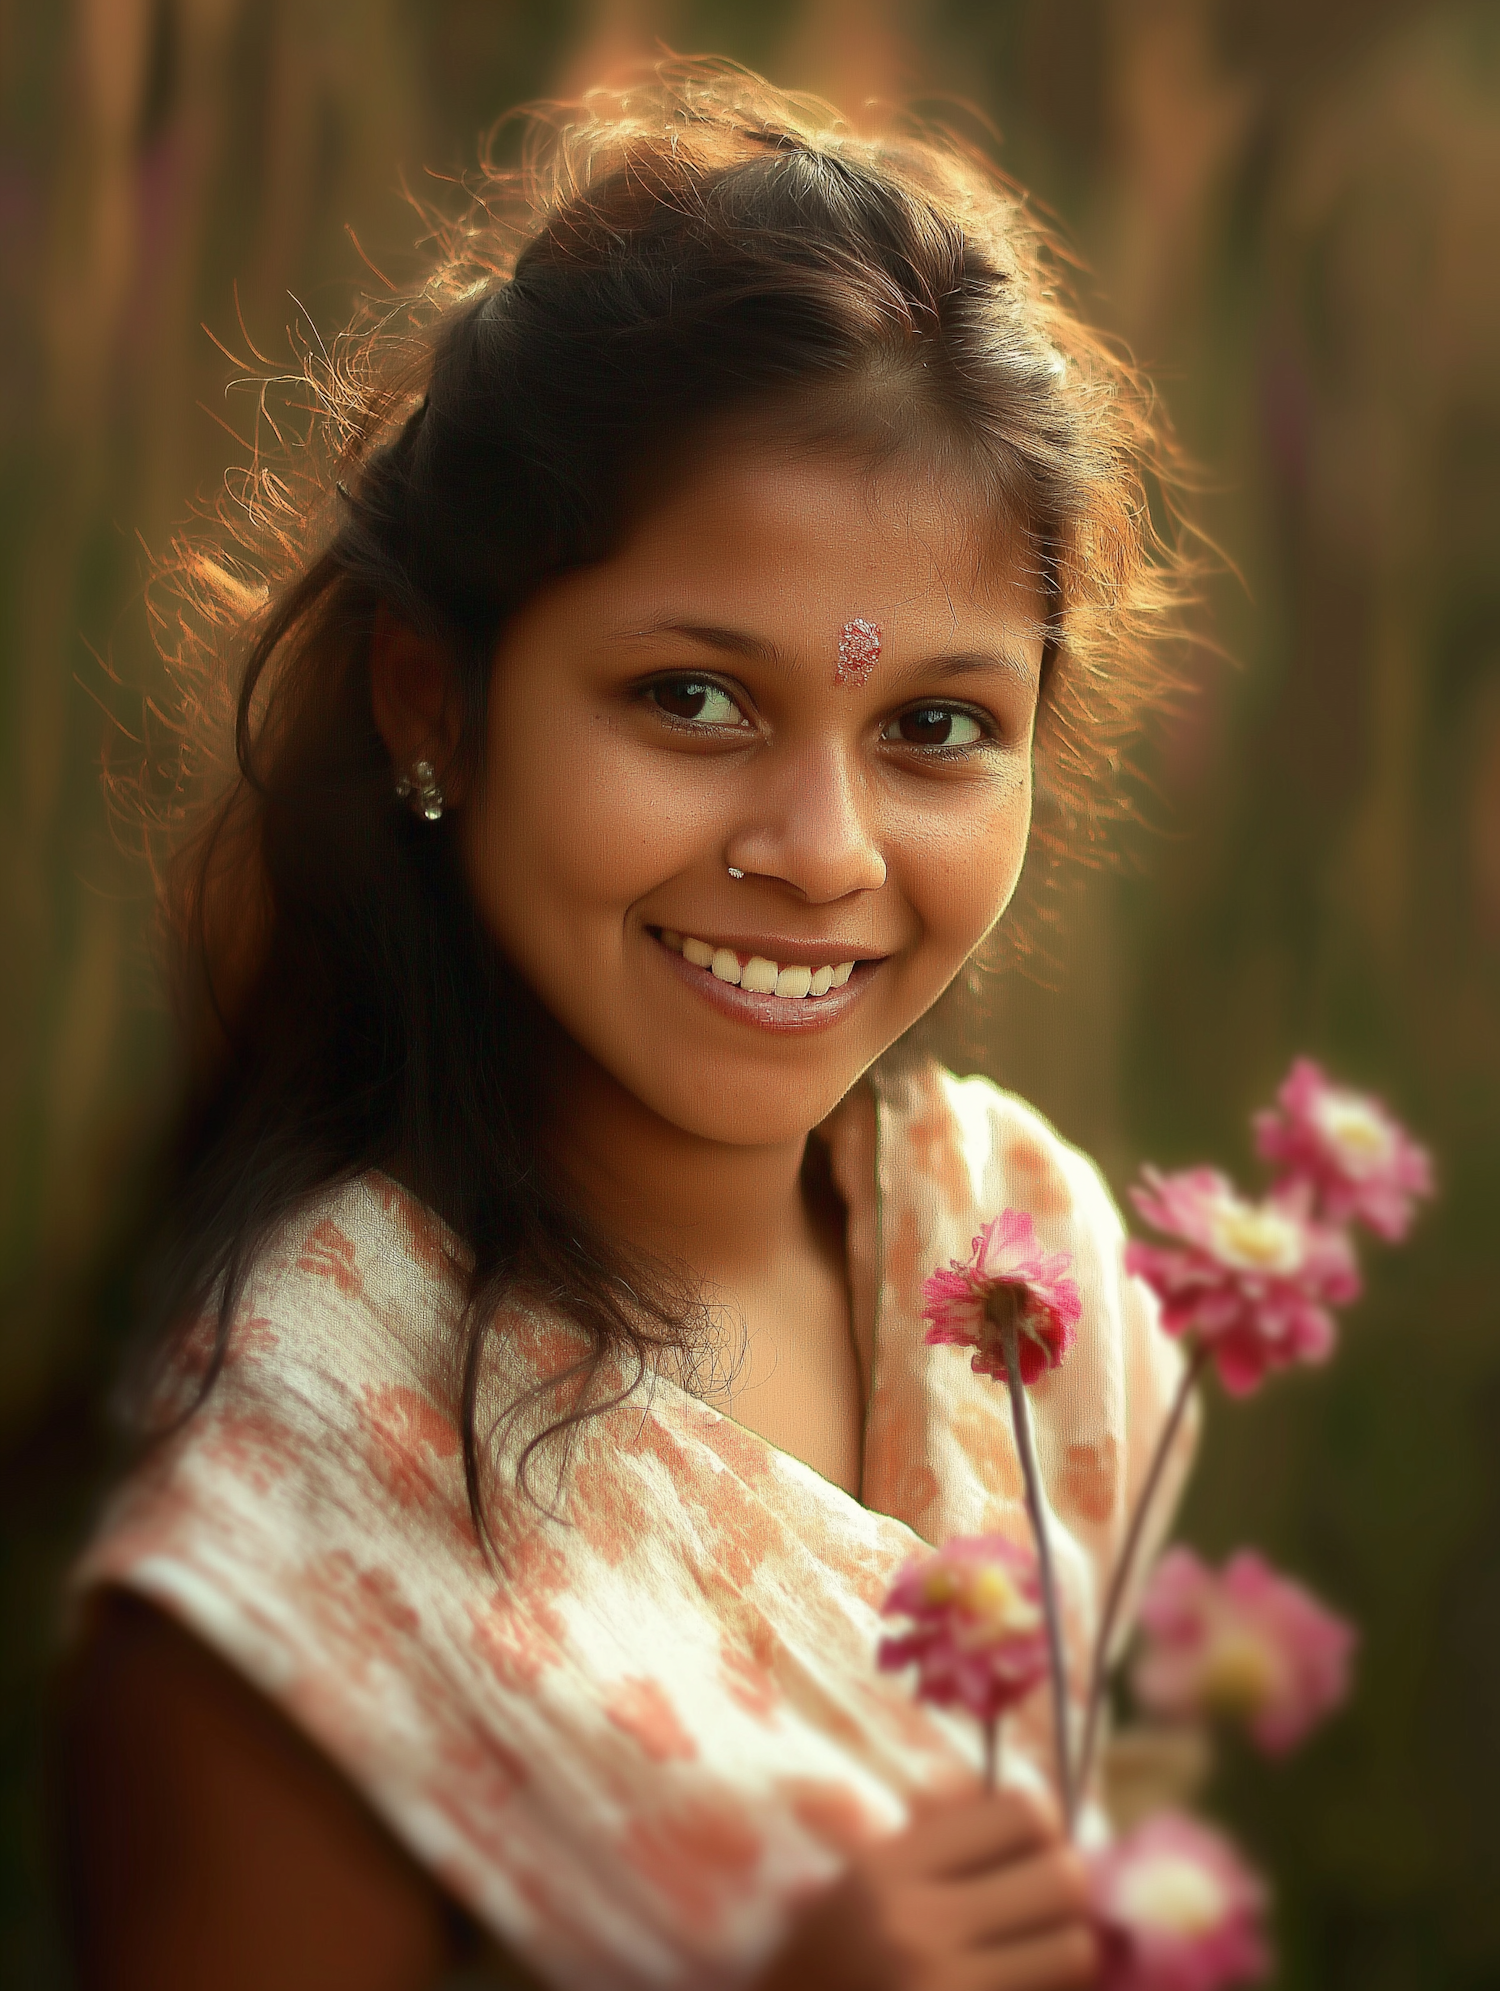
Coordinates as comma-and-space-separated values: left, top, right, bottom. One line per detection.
540, 1039, 813, 1283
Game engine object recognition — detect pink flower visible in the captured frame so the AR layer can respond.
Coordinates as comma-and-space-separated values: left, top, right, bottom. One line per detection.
1092, 1812, 1270, 1991
1254, 1057, 1434, 1241
1132, 1547, 1356, 1754
877, 1534, 1050, 1723
922, 1210, 1082, 1385
1124, 1167, 1360, 1395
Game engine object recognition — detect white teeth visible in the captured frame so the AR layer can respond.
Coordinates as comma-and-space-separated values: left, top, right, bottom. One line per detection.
660, 929, 863, 998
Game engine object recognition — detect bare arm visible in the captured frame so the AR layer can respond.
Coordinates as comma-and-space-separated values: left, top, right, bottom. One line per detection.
55, 1591, 466, 1991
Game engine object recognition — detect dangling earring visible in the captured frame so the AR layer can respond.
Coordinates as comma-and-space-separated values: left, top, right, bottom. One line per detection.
395, 758, 444, 822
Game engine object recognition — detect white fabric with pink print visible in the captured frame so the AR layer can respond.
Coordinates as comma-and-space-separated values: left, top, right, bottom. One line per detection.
75, 1061, 1192, 1989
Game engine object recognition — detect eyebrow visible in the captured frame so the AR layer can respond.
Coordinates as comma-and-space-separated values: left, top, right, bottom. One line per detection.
920, 647, 1038, 690
624, 619, 1035, 688
625, 620, 786, 665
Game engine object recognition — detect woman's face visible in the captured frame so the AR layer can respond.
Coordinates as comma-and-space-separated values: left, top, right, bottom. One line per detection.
461, 435, 1044, 1147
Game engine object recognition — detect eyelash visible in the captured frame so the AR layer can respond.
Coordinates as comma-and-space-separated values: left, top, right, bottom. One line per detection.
881, 704, 995, 752
639, 674, 1000, 754
642, 676, 751, 729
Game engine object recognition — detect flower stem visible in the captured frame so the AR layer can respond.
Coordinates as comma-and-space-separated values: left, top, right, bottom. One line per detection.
1076, 1342, 1207, 1802
1000, 1319, 1075, 1832
983, 1715, 999, 1792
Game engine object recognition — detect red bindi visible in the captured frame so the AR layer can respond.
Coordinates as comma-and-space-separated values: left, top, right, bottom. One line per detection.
836, 617, 882, 686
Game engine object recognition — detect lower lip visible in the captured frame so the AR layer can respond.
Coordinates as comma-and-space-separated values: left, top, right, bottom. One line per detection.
655, 937, 880, 1033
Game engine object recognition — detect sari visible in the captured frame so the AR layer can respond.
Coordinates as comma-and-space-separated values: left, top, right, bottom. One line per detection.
76, 1061, 1193, 1988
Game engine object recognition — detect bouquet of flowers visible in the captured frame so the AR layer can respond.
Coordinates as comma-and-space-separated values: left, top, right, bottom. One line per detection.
877, 1057, 1431, 1988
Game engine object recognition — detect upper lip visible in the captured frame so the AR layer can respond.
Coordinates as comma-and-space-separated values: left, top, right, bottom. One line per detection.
648, 925, 888, 968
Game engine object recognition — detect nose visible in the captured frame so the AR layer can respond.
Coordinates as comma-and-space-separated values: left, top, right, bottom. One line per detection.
724, 741, 887, 902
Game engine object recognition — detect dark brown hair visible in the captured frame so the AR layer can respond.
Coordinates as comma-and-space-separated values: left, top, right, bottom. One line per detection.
131, 61, 1192, 1531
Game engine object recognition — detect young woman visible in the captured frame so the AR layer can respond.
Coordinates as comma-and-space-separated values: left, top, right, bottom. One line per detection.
59, 64, 1194, 1991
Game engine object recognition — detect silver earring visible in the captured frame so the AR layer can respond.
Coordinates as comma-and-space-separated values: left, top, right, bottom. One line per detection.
395, 758, 444, 822
727, 865, 745, 879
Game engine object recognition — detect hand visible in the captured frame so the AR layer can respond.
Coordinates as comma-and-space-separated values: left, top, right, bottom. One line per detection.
757, 1788, 1098, 1991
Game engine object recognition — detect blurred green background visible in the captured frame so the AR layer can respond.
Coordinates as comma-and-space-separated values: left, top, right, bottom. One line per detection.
2, 0, 1497, 1984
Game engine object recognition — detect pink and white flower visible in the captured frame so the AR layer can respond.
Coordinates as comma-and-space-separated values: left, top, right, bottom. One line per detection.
1254, 1057, 1433, 1241
1091, 1812, 1270, 1991
1132, 1547, 1356, 1754
878, 1534, 1050, 1723
1124, 1167, 1360, 1395
922, 1210, 1082, 1385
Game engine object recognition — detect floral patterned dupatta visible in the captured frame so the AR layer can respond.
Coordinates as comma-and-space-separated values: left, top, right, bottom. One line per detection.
74, 1061, 1191, 1990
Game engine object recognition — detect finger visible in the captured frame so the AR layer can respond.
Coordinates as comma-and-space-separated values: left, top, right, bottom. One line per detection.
889, 1789, 1061, 1883
940, 1847, 1093, 1950
954, 1921, 1099, 1991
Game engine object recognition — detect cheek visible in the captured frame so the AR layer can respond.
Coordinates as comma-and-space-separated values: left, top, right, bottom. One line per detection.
902, 771, 1033, 956
464, 708, 715, 945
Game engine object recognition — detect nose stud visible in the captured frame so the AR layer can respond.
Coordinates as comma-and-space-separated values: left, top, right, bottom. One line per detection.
727, 865, 745, 879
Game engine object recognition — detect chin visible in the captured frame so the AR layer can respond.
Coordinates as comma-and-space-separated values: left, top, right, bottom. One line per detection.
637, 1063, 865, 1148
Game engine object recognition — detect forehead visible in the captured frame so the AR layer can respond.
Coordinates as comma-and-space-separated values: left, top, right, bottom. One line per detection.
605, 435, 1042, 637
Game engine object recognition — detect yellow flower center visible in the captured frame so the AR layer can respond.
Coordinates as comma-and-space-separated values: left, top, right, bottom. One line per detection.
1116, 1854, 1228, 1936
1313, 1093, 1393, 1174
1209, 1197, 1305, 1274
922, 1566, 961, 1607
1200, 1630, 1278, 1716
921, 1560, 1042, 1641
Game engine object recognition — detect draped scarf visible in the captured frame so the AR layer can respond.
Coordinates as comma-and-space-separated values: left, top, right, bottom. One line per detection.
76, 1062, 1192, 1989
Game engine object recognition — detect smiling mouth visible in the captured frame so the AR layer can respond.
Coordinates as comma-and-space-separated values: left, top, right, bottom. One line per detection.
652, 927, 867, 1001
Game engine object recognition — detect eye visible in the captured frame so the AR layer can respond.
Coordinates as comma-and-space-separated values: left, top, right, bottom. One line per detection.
647, 677, 750, 728
883, 705, 987, 749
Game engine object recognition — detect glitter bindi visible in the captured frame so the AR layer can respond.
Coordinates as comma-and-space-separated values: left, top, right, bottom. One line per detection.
836, 617, 882, 686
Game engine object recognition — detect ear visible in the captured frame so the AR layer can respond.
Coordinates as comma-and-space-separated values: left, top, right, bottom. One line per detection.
369, 605, 469, 804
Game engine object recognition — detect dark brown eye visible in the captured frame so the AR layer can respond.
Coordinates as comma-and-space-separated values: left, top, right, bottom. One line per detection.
649, 678, 745, 726
885, 706, 983, 747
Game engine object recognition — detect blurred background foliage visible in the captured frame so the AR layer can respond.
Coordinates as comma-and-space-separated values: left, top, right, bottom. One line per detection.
2, 0, 1497, 1984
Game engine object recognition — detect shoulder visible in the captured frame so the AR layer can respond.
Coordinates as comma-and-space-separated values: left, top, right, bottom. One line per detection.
878, 1060, 1127, 1256
149, 1171, 471, 1427
75, 1173, 487, 1775
242, 1172, 469, 1348
63, 1184, 503, 1982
